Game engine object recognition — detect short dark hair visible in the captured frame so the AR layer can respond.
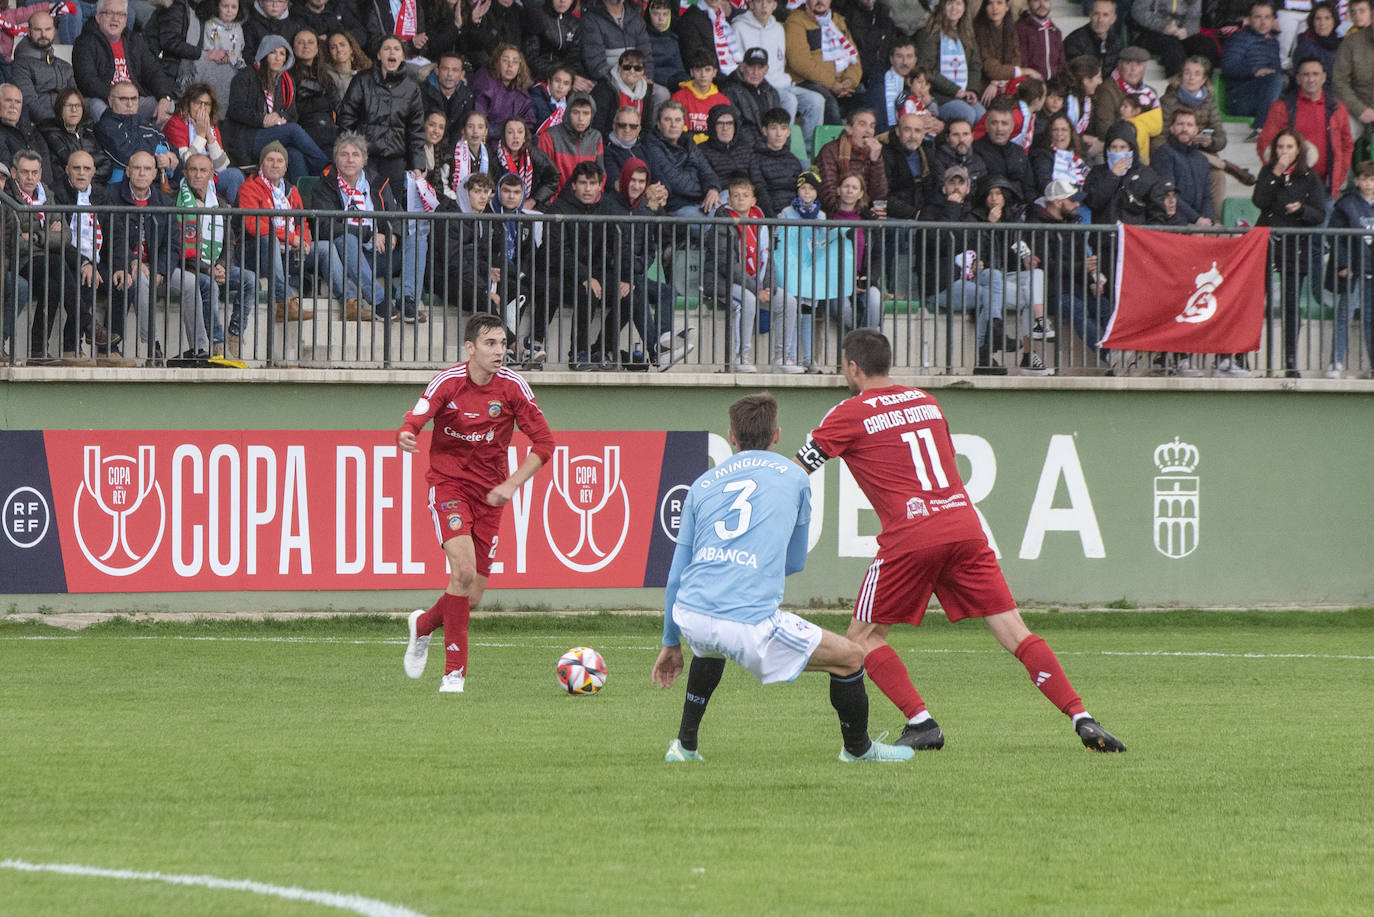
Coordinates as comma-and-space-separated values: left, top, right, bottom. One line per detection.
497, 172, 524, 188
843, 329, 892, 377
1249, 0, 1275, 14
464, 313, 506, 343
568, 96, 593, 111
1170, 107, 1198, 125
570, 160, 605, 183
845, 107, 876, 126
890, 36, 916, 55
1294, 55, 1326, 72
987, 96, 1018, 115
464, 172, 495, 192
1354, 160, 1374, 179
437, 51, 464, 67
729, 393, 778, 452
761, 107, 791, 128
618, 48, 647, 67
1016, 77, 1046, 103
688, 52, 718, 71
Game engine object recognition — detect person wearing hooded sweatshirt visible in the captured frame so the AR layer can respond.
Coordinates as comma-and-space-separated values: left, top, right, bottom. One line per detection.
1082, 120, 1165, 226
976, 176, 1055, 375
11, 11, 72, 124
671, 53, 731, 143
607, 156, 691, 370
224, 34, 328, 179
700, 104, 756, 192
536, 91, 604, 199
242, 0, 302, 60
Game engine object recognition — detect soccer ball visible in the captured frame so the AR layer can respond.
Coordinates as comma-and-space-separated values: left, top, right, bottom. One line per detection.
557, 647, 607, 695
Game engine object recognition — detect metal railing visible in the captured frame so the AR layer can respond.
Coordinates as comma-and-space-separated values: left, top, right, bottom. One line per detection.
2, 191, 1370, 379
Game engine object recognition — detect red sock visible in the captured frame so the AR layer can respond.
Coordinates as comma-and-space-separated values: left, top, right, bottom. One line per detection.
863, 645, 927, 719
440, 593, 470, 676
415, 600, 444, 638
1014, 634, 1085, 717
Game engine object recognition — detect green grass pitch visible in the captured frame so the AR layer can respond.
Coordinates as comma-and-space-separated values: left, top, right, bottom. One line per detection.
2, 609, 1372, 916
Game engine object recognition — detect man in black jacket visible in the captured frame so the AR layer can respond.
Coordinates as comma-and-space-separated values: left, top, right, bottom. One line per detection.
422, 53, 474, 145
106, 150, 172, 365
720, 47, 783, 149
95, 83, 180, 183
50, 150, 129, 365
0, 85, 54, 182
294, 0, 367, 49
244, 0, 304, 60
541, 160, 631, 369
929, 118, 988, 196
753, 107, 804, 216
972, 100, 1037, 202
72, 0, 176, 122
1064, 0, 1122, 78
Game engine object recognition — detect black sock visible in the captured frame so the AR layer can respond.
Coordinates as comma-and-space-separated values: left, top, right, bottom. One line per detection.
830, 669, 871, 757
676, 656, 726, 751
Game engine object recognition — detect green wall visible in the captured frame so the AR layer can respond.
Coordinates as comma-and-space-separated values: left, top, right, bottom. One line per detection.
3, 377, 1372, 611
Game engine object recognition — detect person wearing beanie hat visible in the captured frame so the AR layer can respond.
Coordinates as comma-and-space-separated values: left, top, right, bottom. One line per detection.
224, 33, 328, 180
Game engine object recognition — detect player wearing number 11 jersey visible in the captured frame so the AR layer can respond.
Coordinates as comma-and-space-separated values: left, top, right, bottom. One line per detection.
651, 394, 913, 764
794, 330, 1126, 753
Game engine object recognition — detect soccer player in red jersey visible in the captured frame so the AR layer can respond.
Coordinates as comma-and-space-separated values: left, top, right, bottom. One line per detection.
794, 329, 1125, 752
398, 314, 557, 693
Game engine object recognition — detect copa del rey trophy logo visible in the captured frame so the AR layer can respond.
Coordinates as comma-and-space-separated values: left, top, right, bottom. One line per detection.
542, 445, 630, 573
1153, 437, 1200, 559
1177, 262, 1223, 324
73, 444, 167, 575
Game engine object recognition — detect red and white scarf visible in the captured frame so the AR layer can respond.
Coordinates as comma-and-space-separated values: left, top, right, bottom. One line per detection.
1066, 94, 1091, 135
816, 11, 858, 73
536, 85, 566, 135
452, 140, 490, 195
72, 187, 104, 262
16, 182, 46, 227
111, 40, 131, 84
1011, 102, 1035, 151
337, 172, 374, 227
392, 0, 417, 40
498, 145, 534, 198
708, 6, 743, 73
406, 173, 438, 212
1050, 148, 1088, 186
727, 205, 764, 276
1113, 68, 1158, 110
261, 174, 297, 238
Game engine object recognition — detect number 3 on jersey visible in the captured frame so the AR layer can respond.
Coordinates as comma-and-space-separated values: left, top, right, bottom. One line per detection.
713, 480, 756, 540
901, 429, 949, 490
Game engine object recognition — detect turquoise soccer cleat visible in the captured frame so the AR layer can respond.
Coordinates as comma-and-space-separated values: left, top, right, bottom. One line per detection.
838, 739, 916, 763
665, 739, 704, 762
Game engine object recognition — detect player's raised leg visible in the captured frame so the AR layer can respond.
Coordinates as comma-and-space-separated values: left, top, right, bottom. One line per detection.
806, 629, 915, 762
846, 619, 945, 751
985, 609, 1126, 753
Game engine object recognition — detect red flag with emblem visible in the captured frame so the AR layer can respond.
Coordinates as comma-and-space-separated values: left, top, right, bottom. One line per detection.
1100, 223, 1270, 353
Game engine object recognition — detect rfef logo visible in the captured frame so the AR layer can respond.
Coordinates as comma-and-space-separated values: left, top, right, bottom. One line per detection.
3, 486, 50, 549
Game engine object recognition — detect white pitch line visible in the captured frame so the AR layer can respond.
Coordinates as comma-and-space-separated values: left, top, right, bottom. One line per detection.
0, 859, 426, 917
3, 635, 1373, 660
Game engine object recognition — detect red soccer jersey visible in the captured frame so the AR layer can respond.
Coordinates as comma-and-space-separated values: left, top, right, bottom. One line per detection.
399, 364, 556, 492
800, 385, 985, 552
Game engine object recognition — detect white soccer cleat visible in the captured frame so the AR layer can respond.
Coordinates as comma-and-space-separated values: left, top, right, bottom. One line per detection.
439, 671, 466, 693
404, 609, 430, 679
665, 738, 704, 762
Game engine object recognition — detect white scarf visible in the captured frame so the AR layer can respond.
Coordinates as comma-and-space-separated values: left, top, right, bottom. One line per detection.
453, 139, 490, 194
72, 187, 103, 262
263, 174, 297, 238
16, 181, 46, 226
816, 11, 858, 73
1051, 148, 1088, 186
406, 172, 439, 213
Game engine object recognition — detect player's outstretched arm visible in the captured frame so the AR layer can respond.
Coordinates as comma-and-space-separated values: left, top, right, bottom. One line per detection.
652, 645, 684, 688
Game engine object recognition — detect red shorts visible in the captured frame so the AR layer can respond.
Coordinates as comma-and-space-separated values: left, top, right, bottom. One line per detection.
852, 539, 1016, 626
427, 482, 504, 578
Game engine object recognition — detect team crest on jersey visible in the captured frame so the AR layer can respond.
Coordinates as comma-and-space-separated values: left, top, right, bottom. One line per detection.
448, 513, 463, 531
906, 496, 929, 519
439, 500, 460, 511
487, 400, 503, 419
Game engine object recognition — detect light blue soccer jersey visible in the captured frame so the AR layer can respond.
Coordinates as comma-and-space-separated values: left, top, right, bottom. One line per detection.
662, 450, 812, 646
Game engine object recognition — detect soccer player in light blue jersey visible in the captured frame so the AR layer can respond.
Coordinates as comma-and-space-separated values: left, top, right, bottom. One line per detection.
651, 393, 914, 764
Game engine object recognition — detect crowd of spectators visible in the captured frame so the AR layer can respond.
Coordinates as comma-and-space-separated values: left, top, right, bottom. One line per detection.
0, 0, 1370, 376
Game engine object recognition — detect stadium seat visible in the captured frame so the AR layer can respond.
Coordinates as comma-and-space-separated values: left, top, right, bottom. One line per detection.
1220, 196, 1261, 227
295, 175, 320, 201
1213, 76, 1252, 124
790, 125, 808, 165
812, 124, 844, 157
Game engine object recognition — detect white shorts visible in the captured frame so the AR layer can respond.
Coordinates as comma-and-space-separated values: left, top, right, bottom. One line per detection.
672, 604, 823, 685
